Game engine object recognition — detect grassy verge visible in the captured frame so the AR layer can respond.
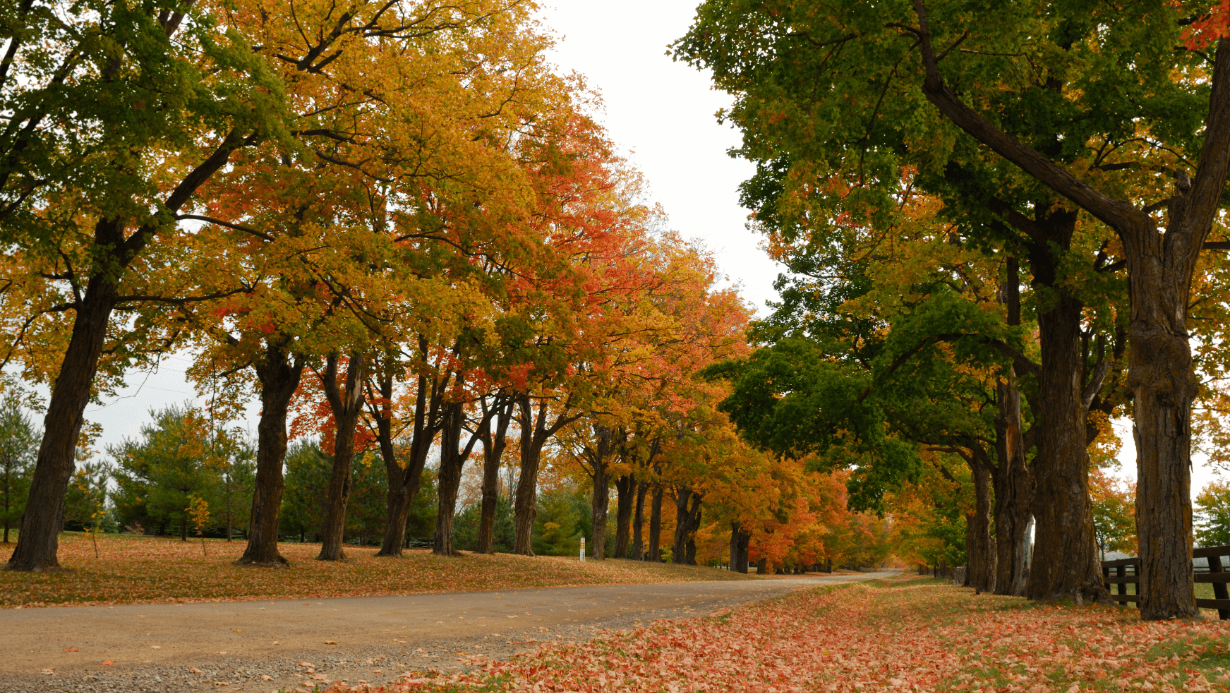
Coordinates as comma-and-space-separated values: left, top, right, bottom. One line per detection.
0, 533, 752, 608
355, 574, 1230, 692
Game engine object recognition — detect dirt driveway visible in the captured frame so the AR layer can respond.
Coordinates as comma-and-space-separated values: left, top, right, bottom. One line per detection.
4, 570, 897, 692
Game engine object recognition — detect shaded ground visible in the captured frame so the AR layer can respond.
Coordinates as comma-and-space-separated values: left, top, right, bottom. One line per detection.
4, 570, 895, 692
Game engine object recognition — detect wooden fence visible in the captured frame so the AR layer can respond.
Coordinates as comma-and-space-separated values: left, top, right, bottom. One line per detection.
1101, 545, 1230, 619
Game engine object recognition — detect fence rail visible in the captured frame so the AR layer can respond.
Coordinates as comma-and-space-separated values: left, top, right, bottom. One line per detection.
1101, 545, 1230, 619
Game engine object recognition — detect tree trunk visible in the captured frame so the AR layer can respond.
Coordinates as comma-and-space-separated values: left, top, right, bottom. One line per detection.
237, 340, 304, 567
647, 484, 663, 562
513, 436, 542, 556
317, 353, 366, 562
1122, 42, 1230, 619
613, 475, 634, 559
672, 488, 702, 565
729, 521, 750, 573
631, 481, 647, 560
1026, 270, 1106, 603
434, 401, 482, 556
590, 458, 609, 561
433, 404, 463, 556
966, 460, 995, 593
1029, 312, 1102, 600
476, 397, 511, 555
994, 379, 1035, 597
4, 251, 121, 572
1127, 229, 1203, 619
375, 361, 442, 557
512, 394, 576, 556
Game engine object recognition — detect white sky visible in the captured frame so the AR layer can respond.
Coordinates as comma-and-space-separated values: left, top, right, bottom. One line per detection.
76, 1, 1219, 501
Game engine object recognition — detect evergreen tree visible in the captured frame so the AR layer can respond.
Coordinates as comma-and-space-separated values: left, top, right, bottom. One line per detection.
0, 396, 38, 543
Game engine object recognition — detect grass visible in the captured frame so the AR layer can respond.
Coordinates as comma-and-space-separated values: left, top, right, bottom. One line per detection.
356, 574, 1230, 692
0, 532, 752, 608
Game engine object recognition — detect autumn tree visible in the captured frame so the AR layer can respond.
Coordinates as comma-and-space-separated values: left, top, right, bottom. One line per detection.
676, 0, 1222, 609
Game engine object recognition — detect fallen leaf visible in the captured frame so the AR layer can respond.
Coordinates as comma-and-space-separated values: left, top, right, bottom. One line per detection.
101, 660, 113, 666
40, 669, 54, 675
190, 668, 203, 674
64, 647, 78, 653
324, 640, 337, 645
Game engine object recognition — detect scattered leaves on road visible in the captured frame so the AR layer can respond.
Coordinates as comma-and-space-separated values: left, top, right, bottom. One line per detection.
330, 576, 1230, 692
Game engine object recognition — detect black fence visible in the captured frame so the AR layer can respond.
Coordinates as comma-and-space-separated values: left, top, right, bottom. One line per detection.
1101, 544, 1230, 619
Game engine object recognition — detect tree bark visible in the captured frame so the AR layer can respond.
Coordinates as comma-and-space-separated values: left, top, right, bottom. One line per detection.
317, 353, 366, 562
672, 488, 702, 565
729, 521, 750, 573
994, 378, 1034, 597
512, 396, 544, 556
237, 339, 304, 567
1026, 259, 1105, 603
631, 481, 647, 560
582, 423, 618, 561
375, 356, 445, 557
434, 403, 464, 556
647, 484, 663, 562
966, 459, 995, 593
434, 399, 484, 556
613, 474, 634, 559
476, 396, 512, 554
512, 394, 580, 555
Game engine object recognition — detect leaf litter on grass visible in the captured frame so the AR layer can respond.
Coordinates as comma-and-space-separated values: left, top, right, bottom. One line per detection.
0, 533, 749, 608
328, 578, 1230, 692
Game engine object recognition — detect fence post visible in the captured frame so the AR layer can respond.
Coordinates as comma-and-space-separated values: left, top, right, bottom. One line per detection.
1209, 553, 1230, 620
1116, 565, 1126, 603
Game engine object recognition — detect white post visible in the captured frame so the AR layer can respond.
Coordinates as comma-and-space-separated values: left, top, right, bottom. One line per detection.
579, 537, 586, 562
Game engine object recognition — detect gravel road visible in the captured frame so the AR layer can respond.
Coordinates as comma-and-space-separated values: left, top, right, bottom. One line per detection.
4, 570, 897, 692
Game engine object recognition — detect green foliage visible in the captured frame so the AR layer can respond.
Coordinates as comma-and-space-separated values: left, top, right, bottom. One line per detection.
111, 404, 252, 539
346, 452, 389, 546
1196, 480, 1230, 549
532, 486, 589, 557
279, 440, 330, 542
407, 468, 438, 543
453, 495, 515, 553
0, 395, 38, 541
64, 459, 115, 534
281, 440, 434, 545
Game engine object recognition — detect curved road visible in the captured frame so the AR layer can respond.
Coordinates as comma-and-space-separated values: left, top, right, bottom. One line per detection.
6, 570, 897, 692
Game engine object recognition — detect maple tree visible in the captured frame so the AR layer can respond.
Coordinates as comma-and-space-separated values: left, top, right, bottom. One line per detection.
675, 0, 1223, 616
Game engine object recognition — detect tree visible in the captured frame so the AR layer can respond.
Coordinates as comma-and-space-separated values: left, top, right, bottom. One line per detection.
675, 0, 1208, 613
1091, 469, 1137, 559
0, 396, 37, 543
1, 0, 292, 572
279, 441, 332, 544
111, 405, 220, 541
1196, 479, 1230, 548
